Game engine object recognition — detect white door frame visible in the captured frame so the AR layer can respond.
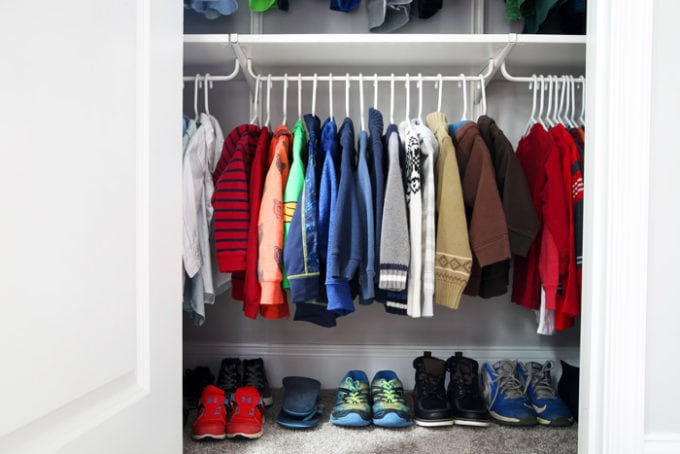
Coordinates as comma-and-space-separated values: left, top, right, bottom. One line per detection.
580, 0, 654, 452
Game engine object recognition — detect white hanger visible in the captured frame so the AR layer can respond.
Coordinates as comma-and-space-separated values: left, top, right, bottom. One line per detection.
250, 74, 261, 125
264, 74, 272, 129
312, 73, 318, 118
297, 73, 302, 121
417, 73, 423, 122
329, 73, 334, 121
538, 75, 547, 129
390, 73, 395, 125
559, 76, 570, 126
359, 73, 366, 131
459, 74, 468, 121
478, 75, 487, 117
203, 73, 213, 116
345, 73, 350, 119
193, 73, 202, 122
436, 73, 443, 113
569, 76, 578, 127
523, 75, 538, 136
373, 73, 379, 110
282, 73, 288, 126
552, 75, 561, 126
564, 77, 576, 128
579, 76, 586, 126
404, 73, 411, 123
545, 76, 554, 128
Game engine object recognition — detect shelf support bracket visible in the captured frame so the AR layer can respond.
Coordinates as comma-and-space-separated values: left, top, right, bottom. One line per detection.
229, 33, 259, 121
472, 33, 517, 116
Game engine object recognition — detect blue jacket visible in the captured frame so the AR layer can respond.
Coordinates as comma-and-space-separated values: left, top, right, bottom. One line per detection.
326, 117, 359, 315
368, 108, 386, 303
356, 130, 375, 304
293, 117, 339, 327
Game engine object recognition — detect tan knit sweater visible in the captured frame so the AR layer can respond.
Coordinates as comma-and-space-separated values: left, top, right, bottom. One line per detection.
425, 112, 472, 309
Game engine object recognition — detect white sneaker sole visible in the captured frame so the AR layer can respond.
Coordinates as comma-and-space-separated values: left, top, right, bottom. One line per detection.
454, 418, 491, 427
191, 433, 226, 441
414, 418, 455, 427
226, 428, 264, 439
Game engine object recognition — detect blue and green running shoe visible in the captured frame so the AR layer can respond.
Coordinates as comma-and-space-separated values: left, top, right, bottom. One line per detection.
371, 370, 413, 428
517, 361, 574, 427
481, 360, 537, 426
330, 370, 371, 427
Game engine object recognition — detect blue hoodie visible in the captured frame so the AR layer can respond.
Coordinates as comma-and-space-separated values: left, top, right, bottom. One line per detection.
326, 118, 359, 316
368, 108, 387, 303
293, 117, 339, 327
356, 130, 375, 305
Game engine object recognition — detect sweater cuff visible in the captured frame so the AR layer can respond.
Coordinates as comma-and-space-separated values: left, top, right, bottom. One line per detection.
216, 253, 246, 273
509, 228, 537, 258
288, 273, 320, 304
260, 281, 286, 306
434, 278, 466, 310
473, 234, 512, 267
378, 264, 408, 291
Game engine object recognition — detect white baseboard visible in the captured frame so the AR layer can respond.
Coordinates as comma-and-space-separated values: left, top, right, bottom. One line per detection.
645, 434, 680, 454
183, 342, 579, 389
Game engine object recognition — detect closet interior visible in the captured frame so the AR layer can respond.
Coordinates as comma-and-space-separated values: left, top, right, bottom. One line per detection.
182, 0, 586, 432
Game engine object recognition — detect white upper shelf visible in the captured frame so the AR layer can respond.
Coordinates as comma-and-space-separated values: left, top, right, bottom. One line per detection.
184, 33, 585, 75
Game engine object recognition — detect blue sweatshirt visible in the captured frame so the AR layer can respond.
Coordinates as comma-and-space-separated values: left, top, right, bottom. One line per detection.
294, 117, 339, 327
326, 118, 359, 316
368, 108, 387, 303
356, 130, 375, 305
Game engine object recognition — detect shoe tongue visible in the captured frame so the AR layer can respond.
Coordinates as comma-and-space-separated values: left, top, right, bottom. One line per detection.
424, 358, 445, 376
202, 384, 225, 396
494, 360, 516, 375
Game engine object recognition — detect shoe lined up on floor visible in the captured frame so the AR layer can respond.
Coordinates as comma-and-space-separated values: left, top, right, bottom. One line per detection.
371, 370, 413, 428
517, 360, 574, 426
330, 370, 372, 427
226, 386, 265, 439
192, 385, 228, 440
412, 351, 454, 427
216, 357, 273, 407
446, 352, 491, 427
481, 359, 574, 427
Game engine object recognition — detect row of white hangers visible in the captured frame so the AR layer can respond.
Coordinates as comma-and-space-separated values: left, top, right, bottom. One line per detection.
185, 59, 585, 134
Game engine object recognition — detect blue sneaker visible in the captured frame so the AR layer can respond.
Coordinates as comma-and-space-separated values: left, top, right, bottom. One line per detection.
371, 370, 413, 428
517, 361, 574, 427
330, 370, 371, 427
481, 360, 537, 426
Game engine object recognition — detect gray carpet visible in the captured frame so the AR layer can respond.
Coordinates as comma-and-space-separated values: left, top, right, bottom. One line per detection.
184, 390, 577, 454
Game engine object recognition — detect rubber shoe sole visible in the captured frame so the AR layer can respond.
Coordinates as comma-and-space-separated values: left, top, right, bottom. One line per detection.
453, 417, 491, 427
226, 427, 264, 439
538, 415, 574, 427
373, 412, 413, 428
191, 432, 226, 441
330, 412, 371, 427
414, 418, 455, 427
489, 410, 537, 426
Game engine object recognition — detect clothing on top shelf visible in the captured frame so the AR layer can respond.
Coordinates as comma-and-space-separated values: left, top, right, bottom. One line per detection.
185, 0, 238, 19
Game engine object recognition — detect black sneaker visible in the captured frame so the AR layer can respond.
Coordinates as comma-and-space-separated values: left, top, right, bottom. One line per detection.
243, 358, 273, 407
183, 366, 215, 409
412, 351, 454, 427
446, 352, 491, 427
216, 358, 242, 398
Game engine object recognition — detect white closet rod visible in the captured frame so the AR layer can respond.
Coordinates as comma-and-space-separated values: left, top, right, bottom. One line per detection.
182, 59, 240, 82
500, 61, 584, 83
245, 58, 496, 83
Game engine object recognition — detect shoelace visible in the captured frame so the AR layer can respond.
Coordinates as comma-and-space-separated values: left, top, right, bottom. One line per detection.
374, 380, 402, 404
217, 363, 240, 390
488, 362, 524, 408
339, 378, 368, 405
243, 363, 265, 389
417, 371, 446, 400
527, 361, 557, 399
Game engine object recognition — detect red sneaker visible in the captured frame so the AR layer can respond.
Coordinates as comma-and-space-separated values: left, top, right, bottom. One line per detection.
192, 385, 227, 440
226, 386, 264, 439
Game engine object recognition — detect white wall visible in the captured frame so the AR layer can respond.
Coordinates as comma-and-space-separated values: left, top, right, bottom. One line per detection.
645, 0, 680, 444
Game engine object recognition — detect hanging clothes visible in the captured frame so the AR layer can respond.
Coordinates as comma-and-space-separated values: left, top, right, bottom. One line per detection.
452, 121, 512, 297
355, 130, 376, 305
477, 115, 540, 298
368, 108, 387, 304
425, 112, 472, 310
258, 125, 293, 319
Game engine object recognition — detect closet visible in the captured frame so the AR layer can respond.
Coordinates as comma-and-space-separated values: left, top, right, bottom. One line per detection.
182, 0, 585, 435
2, 0, 664, 452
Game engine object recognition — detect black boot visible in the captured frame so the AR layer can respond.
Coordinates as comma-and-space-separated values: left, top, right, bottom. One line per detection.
243, 358, 273, 407
412, 351, 454, 427
216, 357, 242, 398
446, 352, 491, 427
